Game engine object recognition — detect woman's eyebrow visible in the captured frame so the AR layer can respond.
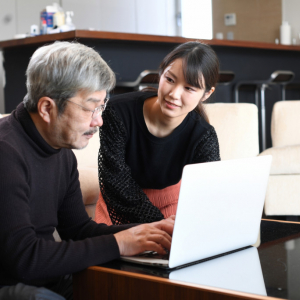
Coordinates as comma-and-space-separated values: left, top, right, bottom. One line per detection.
166, 70, 177, 79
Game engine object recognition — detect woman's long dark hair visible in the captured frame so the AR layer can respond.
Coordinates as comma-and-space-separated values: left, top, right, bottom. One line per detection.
158, 41, 219, 123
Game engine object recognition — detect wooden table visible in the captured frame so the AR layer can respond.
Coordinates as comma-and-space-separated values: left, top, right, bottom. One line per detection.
73, 264, 275, 300
73, 220, 300, 300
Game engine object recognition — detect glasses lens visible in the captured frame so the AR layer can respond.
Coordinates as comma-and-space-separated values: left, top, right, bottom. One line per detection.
92, 106, 104, 119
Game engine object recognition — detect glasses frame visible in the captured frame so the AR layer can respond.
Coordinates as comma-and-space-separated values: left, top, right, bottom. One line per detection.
66, 97, 109, 119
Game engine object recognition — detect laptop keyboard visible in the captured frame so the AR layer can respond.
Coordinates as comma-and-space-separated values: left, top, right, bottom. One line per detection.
137, 251, 170, 260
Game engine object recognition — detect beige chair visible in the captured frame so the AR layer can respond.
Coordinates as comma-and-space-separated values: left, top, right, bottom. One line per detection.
0, 114, 9, 118
72, 133, 100, 220
259, 101, 300, 216
205, 103, 259, 160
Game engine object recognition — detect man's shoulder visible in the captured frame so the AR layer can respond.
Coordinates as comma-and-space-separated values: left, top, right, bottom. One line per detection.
0, 114, 21, 147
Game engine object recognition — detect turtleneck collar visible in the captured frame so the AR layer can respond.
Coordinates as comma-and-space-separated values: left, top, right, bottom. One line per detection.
15, 102, 61, 156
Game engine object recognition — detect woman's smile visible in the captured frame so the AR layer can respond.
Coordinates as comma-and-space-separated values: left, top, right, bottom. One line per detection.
164, 99, 181, 109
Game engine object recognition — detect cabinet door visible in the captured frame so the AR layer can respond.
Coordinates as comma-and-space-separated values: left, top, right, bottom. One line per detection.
0, 0, 16, 41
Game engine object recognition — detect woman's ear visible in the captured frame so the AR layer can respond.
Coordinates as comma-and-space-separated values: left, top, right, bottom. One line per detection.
37, 97, 56, 123
201, 87, 215, 102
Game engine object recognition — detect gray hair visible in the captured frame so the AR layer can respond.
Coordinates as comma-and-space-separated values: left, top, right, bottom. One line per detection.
24, 41, 116, 113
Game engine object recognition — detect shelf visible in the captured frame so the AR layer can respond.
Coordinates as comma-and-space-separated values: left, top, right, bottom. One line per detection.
1, 30, 300, 51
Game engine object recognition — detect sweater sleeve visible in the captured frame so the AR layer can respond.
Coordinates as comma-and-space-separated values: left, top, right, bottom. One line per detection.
192, 126, 221, 164
0, 141, 134, 285
99, 105, 164, 224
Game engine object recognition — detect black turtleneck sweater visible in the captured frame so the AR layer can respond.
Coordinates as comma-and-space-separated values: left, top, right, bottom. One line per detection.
0, 103, 133, 287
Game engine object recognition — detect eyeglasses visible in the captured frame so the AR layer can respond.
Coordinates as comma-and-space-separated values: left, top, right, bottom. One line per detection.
66, 97, 109, 119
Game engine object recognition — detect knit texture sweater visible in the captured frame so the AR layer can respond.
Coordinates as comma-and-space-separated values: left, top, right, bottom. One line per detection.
98, 91, 220, 225
0, 103, 133, 287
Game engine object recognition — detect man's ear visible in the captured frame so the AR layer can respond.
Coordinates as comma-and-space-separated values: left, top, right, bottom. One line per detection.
37, 97, 56, 123
201, 87, 215, 102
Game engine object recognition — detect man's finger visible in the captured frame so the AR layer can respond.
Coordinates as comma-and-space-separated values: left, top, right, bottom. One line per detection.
146, 233, 172, 251
152, 220, 174, 235
147, 228, 172, 242
143, 241, 168, 255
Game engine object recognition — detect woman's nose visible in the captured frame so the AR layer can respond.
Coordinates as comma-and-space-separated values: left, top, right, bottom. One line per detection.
169, 85, 182, 99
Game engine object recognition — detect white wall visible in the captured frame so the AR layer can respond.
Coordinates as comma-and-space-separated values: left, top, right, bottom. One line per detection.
0, 0, 177, 40
0, 0, 177, 112
15, 0, 51, 35
181, 0, 212, 39
0, 0, 16, 112
282, 0, 300, 43
62, 0, 176, 35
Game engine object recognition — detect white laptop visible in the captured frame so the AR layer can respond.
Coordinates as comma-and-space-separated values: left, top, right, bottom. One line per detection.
121, 156, 272, 269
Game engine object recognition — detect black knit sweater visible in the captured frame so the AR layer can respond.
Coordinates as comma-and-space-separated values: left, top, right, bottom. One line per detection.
0, 103, 133, 287
99, 91, 220, 225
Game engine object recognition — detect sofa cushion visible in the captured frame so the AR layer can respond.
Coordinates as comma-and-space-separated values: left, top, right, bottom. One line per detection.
205, 103, 259, 160
271, 101, 300, 147
78, 167, 99, 206
264, 175, 300, 215
0, 114, 9, 118
260, 144, 300, 174
72, 132, 100, 168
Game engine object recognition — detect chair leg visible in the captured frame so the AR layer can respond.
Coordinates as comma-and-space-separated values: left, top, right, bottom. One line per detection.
260, 84, 267, 151
281, 85, 286, 101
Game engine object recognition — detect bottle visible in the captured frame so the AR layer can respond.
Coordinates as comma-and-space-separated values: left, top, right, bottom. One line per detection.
280, 21, 291, 45
53, 2, 65, 28
40, 5, 56, 34
42, 19, 47, 34
60, 11, 75, 32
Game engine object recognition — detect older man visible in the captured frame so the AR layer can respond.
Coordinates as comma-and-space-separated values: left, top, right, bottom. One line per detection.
0, 41, 173, 300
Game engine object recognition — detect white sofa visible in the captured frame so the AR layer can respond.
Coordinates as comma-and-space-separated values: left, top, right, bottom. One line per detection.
72, 133, 100, 220
259, 101, 300, 216
206, 103, 259, 160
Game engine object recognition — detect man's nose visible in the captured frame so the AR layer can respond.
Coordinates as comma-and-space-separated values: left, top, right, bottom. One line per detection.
90, 114, 103, 127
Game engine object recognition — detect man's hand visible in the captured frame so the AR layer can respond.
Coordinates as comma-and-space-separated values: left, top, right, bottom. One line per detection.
151, 215, 175, 236
114, 217, 175, 256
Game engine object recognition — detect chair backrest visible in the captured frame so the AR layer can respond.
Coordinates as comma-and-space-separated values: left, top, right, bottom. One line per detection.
0, 114, 9, 118
72, 132, 100, 168
271, 100, 300, 147
72, 133, 100, 220
205, 103, 259, 160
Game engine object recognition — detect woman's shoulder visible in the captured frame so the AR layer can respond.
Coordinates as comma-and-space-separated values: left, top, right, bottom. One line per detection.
103, 91, 157, 132
189, 110, 214, 132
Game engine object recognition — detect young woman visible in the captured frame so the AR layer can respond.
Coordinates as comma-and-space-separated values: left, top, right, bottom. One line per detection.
96, 41, 221, 225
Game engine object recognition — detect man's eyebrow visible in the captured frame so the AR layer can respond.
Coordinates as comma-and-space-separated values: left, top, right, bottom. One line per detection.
86, 97, 101, 103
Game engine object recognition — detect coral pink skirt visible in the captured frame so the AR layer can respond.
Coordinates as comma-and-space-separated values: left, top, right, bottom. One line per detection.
95, 180, 181, 225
